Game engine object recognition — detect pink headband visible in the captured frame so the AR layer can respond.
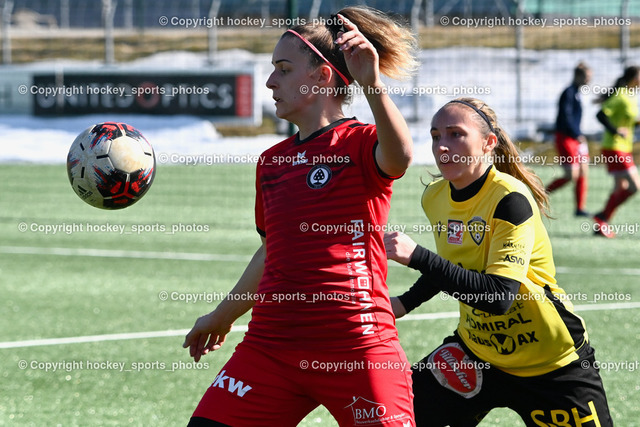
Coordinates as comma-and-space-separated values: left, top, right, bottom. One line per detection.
286, 29, 351, 86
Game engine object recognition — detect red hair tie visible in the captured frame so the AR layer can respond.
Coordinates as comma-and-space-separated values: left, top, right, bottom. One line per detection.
286, 29, 351, 86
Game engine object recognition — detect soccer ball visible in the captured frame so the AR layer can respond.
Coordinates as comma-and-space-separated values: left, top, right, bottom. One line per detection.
67, 122, 156, 209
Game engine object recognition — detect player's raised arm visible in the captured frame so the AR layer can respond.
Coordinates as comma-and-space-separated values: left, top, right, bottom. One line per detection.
183, 238, 265, 362
334, 11, 418, 178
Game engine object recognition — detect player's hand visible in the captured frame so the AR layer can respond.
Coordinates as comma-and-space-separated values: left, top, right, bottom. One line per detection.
577, 135, 588, 145
384, 231, 417, 266
616, 127, 629, 138
183, 311, 232, 362
390, 296, 407, 319
334, 13, 382, 90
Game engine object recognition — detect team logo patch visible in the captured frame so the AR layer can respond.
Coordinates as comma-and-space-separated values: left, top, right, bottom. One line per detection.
467, 216, 487, 246
490, 333, 516, 355
428, 342, 483, 399
307, 164, 332, 189
211, 369, 252, 397
344, 396, 411, 426
447, 220, 464, 245
292, 151, 308, 166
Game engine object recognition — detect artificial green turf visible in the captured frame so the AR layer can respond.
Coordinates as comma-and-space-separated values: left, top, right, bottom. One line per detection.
0, 163, 638, 426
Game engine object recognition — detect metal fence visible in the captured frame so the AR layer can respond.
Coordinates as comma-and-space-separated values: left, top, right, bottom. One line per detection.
1, 0, 639, 136
2, 0, 638, 30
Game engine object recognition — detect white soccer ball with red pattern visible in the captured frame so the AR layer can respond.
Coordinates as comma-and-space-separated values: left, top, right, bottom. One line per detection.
67, 122, 156, 209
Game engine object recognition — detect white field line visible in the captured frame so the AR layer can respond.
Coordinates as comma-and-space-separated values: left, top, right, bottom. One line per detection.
0, 325, 248, 349
2, 246, 640, 276
1, 303, 639, 350
0, 245, 252, 263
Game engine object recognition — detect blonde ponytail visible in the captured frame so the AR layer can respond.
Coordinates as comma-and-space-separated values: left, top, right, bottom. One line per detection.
338, 6, 419, 80
283, 6, 418, 99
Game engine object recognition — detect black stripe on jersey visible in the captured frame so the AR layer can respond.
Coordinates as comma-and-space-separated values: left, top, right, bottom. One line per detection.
543, 285, 587, 349
348, 121, 367, 129
294, 117, 356, 145
256, 226, 266, 237
494, 193, 533, 226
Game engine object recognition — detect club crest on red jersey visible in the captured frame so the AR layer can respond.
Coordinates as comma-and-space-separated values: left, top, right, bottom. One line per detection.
307, 164, 332, 189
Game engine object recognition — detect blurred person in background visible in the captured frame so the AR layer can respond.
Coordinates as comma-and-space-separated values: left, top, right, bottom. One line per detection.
546, 62, 592, 217
593, 65, 640, 238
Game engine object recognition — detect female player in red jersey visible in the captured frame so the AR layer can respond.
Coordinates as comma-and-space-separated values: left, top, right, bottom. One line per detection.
182, 6, 418, 426
545, 62, 591, 217
385, 98, 613, 426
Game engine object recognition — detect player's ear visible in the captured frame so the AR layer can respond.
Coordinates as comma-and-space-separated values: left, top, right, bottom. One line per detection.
315, 64, 333, 87
484, 133, 498, 154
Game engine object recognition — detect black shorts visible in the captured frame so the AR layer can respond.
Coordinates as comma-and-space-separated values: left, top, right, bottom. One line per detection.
411, 334, 613, 427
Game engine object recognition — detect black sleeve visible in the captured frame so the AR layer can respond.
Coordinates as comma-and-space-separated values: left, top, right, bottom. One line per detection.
397, 274, 440, 313
596, 110, 620, 136
400, 245, 521, 315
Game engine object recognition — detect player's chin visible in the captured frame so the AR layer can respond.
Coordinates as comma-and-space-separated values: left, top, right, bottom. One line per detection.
274, 106, 291, 121
272, 103, 284, 116
438, 164, 461, 181
437, 162, 453, 174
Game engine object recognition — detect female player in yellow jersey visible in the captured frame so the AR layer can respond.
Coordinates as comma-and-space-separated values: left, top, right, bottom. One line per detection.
385, 98, 613, 426
593, 66, 640, 238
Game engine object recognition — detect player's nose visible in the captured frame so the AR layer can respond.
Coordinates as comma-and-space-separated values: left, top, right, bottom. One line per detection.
266, 72, 278, 89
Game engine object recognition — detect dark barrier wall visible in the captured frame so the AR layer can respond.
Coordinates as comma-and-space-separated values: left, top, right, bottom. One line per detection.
31, 72, 254, 118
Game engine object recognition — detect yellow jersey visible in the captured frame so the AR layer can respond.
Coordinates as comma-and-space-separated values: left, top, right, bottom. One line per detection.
601, 88, 638, 153
422, 166, 588, 376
